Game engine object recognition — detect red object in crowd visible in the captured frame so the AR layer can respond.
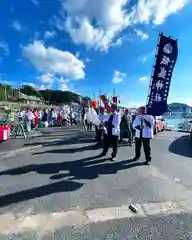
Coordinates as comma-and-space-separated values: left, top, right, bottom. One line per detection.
0, 125, 11, 141
92, 100, 97, 109
57, 111, 62, 124
33, 112, 39, 126
112, 96, 117, 104
104, 103, 111, 113
100, 95, 107, 103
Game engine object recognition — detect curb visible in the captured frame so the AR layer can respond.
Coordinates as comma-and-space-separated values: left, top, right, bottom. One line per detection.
0, 144, 43, 160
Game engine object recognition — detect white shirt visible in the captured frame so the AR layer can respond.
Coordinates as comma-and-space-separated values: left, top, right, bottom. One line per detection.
27, 111, 35, 121
107, 112, 121, 136
132, 115, 155, 139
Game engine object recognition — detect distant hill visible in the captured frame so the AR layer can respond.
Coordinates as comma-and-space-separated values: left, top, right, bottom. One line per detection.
168, 102, 191, 112
0, 83, 91, 106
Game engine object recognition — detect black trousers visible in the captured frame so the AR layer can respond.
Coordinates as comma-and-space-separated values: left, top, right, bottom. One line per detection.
135, 137, 151, 161
95, 127, 103, 142
120, 126, 133, 143
87, 122, 92, 130
102, 134, 118, 158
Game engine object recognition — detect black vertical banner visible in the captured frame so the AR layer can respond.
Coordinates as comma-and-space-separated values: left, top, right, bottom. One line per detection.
147, 34, 178, 116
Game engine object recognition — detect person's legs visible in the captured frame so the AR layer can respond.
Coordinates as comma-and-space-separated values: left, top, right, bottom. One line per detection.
134, 137, 142, 160
95, 126, 102, 143
101, 134, 110, 156
119, 129, 124, 143
142, 138, 152, 163
111, 135, 118, 159
127, 125, 133, 145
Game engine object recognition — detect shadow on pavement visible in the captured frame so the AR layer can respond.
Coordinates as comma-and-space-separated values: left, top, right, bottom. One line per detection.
0, 156, 144, 207
33, 143, 100, 154
169, 135, 192, 158
0, 180, 83, 208
23, 136, 96, 148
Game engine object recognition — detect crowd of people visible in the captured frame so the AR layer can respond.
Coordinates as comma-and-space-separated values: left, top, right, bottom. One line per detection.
17, 107, 83, 131
90, 104, 155, 165
15, 104, 155, 165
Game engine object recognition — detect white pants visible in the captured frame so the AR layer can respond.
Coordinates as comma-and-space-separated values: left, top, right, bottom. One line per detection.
27, 121, 31, 132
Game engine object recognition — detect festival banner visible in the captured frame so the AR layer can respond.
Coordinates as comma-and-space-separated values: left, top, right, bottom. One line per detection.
147, 34, 178, 116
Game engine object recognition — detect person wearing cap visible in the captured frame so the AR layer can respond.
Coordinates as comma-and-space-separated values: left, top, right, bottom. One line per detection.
132, 106, 155, 164
100, 104, 121, 161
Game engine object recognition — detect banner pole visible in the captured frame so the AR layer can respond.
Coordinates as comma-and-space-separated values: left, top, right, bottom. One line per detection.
146, 33, 162, 111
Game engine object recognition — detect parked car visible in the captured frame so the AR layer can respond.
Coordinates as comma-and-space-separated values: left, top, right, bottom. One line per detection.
154, 116, 166, 135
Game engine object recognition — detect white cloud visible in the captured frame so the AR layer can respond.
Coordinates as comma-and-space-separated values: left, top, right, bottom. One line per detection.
50, 15, 65, 31
12, 20, 22, 31
30, 0, 39, 5
140, 50, 156, 62
0, 40, 10, 55
53, 0, 190, 51
61, 0, 132, 51
22, 81, 47, 91
133, 0, 189, 25
40, 73, 53, 84
134, 29, 149, 40
139, 76, 149, 82
112, 70, 126, 84
44, 30, 56, 39
58, 77, 70, 91
85, 57, 91, 63
22, 41, 85, 80
39, 73, 54, 89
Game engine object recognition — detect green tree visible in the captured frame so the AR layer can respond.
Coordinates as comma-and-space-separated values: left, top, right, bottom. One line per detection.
20, 85, 42, 98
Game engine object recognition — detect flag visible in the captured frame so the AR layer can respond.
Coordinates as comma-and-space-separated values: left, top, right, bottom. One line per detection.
147, 34, 178, 116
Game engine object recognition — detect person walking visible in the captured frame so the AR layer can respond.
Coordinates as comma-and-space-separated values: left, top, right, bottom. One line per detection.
96, 107, 107, 145
100, 104, 120, 161
119, 108, 133, 146
132, 106, 155, 164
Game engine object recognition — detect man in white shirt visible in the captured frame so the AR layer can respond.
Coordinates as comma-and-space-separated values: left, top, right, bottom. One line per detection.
96, 107, 107, 144
100, 104, 120, 161
132, 106, 155, 164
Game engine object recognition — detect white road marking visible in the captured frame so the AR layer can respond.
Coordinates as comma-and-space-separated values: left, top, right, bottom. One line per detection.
174, 177, 181, 183
0, 200, 192, 235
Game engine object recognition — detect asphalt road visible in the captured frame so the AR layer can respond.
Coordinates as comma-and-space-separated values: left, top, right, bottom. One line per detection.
0, 127, 192, 239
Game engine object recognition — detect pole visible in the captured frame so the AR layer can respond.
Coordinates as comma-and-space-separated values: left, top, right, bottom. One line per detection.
146, 33, 162, 111
113, 89, 115, 97
99, 89, 101, 106
4, 84, 7, 101
112, 89, 115, 104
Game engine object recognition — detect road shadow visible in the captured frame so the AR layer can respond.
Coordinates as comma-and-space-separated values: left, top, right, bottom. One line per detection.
0, 180, 84, 207
23, 135, 96, 148
0, 156, 144, 207
169, 135, 192, 158
33, 143, 101, 155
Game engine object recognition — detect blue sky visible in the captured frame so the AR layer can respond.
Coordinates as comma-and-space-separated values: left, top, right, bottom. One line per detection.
0, 0, 192, 107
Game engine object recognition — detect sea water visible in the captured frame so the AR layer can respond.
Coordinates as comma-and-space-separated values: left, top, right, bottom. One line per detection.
165, 118, 192, 130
